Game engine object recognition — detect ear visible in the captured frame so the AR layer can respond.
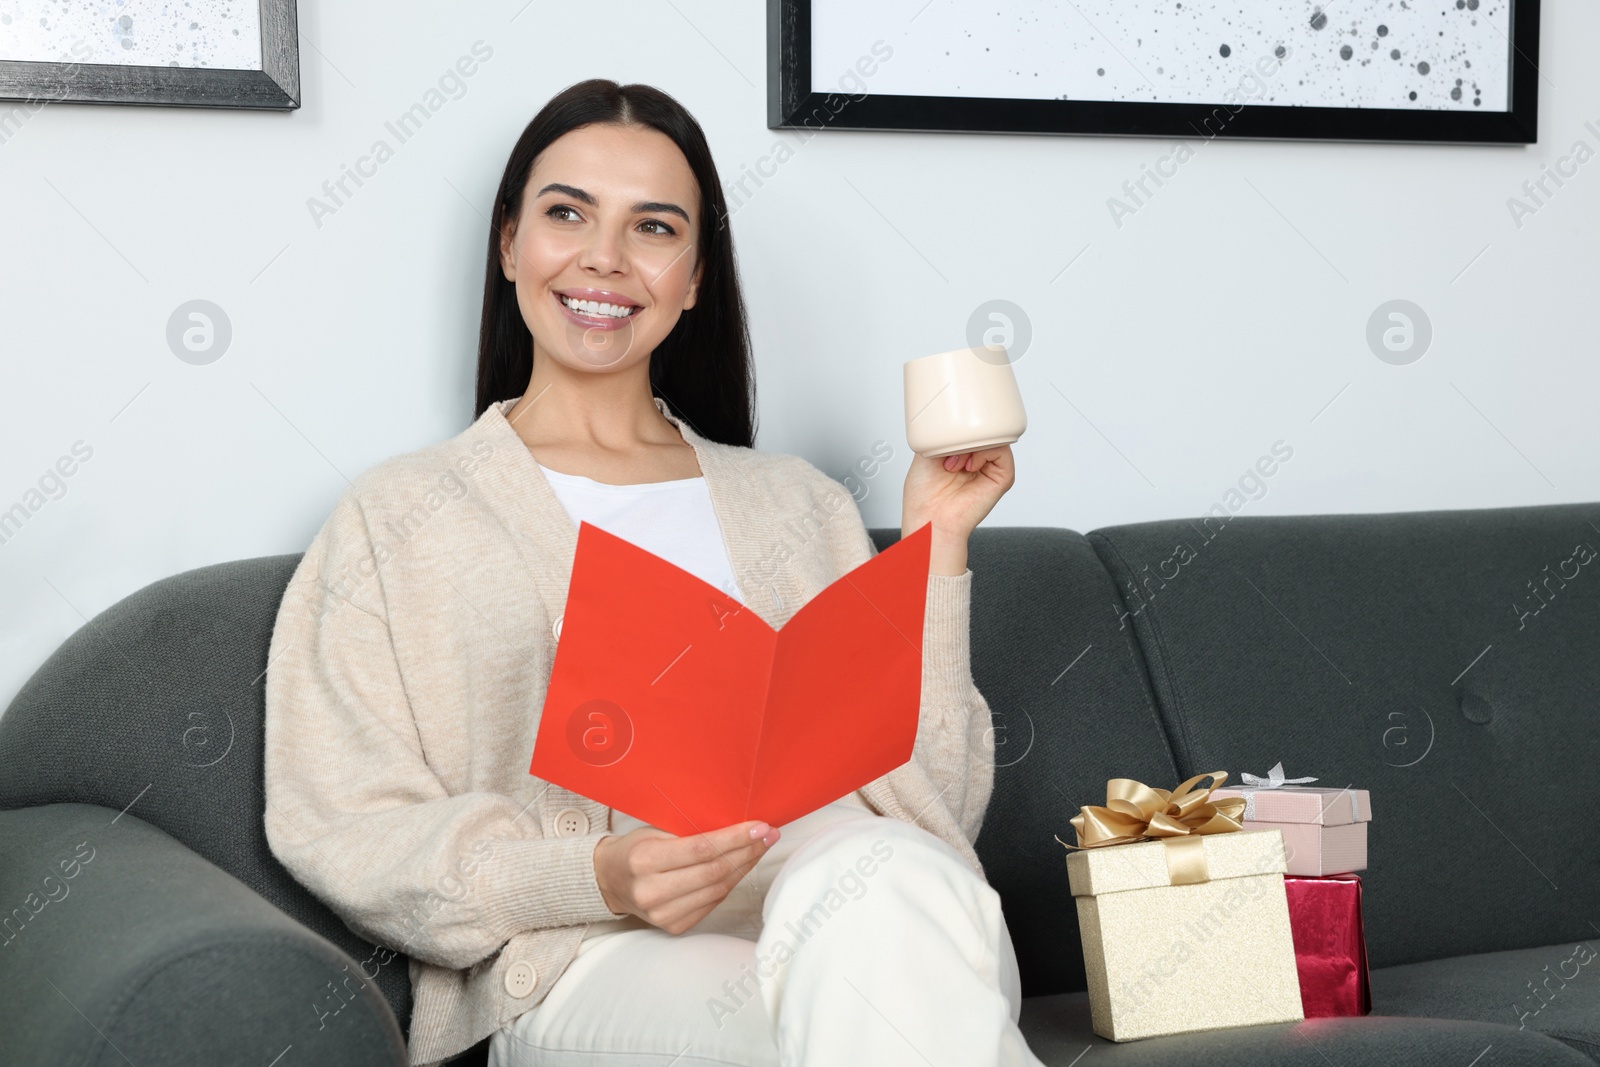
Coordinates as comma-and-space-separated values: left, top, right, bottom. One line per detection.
498, 216, 518, 282
682, 255, 704, 311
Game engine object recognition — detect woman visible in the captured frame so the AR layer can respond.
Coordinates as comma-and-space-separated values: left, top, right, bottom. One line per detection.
263, 79, 1033, 1067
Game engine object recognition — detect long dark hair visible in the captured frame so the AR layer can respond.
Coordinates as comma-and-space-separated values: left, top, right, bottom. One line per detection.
473, 79, 757, 448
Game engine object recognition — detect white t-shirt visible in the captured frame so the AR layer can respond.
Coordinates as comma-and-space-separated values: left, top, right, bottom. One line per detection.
536, 461, 744, 604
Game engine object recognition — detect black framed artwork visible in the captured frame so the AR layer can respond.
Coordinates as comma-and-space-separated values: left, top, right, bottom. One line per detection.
0, 0, 299, 111
769, 0, 1539, 145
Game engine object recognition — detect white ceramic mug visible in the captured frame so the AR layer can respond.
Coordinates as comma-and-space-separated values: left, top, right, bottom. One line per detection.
903, 345, 1027, 459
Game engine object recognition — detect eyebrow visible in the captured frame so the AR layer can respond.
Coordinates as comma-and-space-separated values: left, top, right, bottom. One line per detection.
535, 183, 691, 224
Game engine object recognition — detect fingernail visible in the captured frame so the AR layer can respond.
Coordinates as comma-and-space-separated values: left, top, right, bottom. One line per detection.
763, 830, 780, 847
749, 822, 771, 839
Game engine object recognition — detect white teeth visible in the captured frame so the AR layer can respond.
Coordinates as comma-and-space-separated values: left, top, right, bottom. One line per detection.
560, 295, 636, 318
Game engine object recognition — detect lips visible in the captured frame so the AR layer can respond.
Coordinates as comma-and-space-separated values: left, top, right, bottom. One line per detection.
554, 286, 640, 307
552, 289, 638, 332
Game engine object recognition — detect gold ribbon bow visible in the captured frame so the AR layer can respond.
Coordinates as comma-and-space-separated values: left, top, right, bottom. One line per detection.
1054, 772, 1247, 886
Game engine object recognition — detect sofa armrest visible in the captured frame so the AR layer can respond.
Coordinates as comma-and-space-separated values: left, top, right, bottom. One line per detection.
0, 803, 408, 1067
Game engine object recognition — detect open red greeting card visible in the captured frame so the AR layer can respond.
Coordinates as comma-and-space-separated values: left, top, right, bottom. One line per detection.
528, 521, 933, 836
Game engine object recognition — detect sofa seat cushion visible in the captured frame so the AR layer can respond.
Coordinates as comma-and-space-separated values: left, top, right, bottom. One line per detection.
1373, 943, 1600, 1062
1017, 991, 1591, 1066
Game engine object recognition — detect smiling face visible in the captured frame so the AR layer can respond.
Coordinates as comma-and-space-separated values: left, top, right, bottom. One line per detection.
498, 122, 703, 373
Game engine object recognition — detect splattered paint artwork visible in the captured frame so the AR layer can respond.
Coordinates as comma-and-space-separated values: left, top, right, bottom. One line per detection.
0, 1, 263, 70
814, 0, 1510, 110
773, 0, 1539, 143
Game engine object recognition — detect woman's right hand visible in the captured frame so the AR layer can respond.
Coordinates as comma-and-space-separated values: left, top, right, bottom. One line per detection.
592, 820, 780, 935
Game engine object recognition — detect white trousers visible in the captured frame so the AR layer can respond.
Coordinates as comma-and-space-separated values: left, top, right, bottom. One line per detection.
488, 799, 1045, 1067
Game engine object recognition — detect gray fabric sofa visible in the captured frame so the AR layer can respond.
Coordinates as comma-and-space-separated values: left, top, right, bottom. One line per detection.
3, 501, 1597, 1066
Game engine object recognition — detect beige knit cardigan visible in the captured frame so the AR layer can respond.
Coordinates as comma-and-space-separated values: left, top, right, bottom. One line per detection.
262, 395, 997, 1067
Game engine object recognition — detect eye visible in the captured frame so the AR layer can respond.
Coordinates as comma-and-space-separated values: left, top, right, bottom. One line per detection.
639, 218, 676, 236
544, 204, 580, 222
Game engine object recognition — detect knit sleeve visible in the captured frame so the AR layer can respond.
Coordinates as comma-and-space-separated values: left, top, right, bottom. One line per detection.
797, 461, 996, 845
263, 490, 627, 973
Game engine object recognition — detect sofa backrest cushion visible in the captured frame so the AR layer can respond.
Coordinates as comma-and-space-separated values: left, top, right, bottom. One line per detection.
872, 526, 1182, 997
1089, 503, 1600, 968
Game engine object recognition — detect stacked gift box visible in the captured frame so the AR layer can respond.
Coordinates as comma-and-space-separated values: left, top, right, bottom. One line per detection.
1060, 765, 1374, 1042
1213, 764, 1373, 1019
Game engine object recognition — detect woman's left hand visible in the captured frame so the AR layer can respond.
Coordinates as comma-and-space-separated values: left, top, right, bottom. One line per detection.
902, 445, 1016, 575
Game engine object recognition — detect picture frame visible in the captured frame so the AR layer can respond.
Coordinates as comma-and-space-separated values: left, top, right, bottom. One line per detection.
769, 0, 1539, 145
0, 0, 299, 111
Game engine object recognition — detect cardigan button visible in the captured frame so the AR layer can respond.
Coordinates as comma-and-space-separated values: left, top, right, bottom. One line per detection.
552, 613, 564, 641
504, 960, 538, 998
554, 807, 590, 836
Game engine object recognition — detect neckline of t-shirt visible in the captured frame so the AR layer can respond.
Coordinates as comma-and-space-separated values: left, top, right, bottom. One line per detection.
536, 461, 706, 492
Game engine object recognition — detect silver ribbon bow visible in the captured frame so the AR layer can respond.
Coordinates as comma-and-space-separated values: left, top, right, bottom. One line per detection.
1239, 762, 1319, 789
1238, 761, 1318, 819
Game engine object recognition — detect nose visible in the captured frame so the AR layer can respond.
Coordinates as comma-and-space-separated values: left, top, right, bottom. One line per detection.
577, 221, 625, 276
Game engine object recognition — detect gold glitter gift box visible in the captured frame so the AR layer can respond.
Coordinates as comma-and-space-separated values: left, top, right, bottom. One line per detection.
1063, 776, 1305, 1041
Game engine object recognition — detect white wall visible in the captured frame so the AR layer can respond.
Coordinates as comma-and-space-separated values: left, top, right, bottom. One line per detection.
2, 0, 1597, 714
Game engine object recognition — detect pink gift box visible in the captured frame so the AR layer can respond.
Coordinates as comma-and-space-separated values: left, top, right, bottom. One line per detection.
1212, 785, 1371, 876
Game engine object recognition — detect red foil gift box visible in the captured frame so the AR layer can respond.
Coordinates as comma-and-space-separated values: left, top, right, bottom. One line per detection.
1285, 873, 1372, 1017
